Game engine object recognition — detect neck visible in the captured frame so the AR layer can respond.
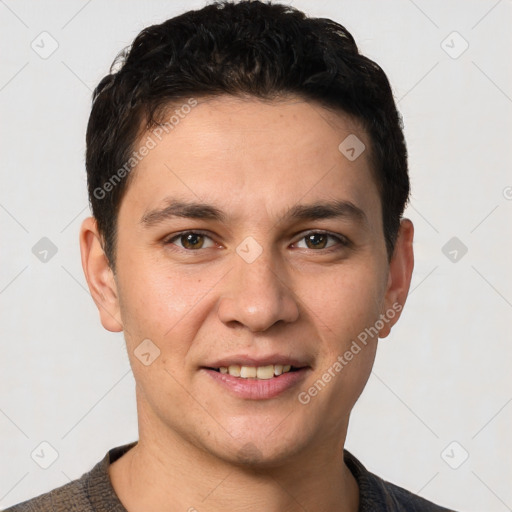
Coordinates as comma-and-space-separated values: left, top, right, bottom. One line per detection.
109, 401, 359, 512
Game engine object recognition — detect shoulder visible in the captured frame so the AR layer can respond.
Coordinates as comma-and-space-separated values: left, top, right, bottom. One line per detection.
343, 450, 457, 512
3, 442, 136, 512
1, 477, 92, 512
375, 478, 456, 511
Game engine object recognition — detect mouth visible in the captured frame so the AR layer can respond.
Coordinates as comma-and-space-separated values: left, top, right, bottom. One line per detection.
205, 364, 303, 380
201, 363, 310, 400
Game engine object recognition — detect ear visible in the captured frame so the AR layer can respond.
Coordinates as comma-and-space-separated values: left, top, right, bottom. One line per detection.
79, 217, 123, 332
379, 218, 414, 338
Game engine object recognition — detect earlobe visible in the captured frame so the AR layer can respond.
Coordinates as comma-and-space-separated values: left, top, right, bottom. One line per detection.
379, 218, 414, 339
79, 217, 123, 332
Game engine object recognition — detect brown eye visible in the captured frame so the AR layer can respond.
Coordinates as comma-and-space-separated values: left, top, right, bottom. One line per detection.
180, 233, 204, 249
167, 232, 215, 250
305, 233, 328, 249
295, 232, 348, 250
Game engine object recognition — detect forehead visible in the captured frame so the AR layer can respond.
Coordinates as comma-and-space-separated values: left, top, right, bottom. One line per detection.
120, 95, 381, 228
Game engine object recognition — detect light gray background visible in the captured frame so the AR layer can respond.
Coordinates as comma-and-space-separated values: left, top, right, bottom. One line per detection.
1, 1, 511, 510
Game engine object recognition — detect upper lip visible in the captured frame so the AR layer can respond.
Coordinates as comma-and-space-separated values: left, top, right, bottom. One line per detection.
204, 354, 310, 368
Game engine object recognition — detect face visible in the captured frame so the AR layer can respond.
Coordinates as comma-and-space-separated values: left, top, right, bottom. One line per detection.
81, 95, 413, 467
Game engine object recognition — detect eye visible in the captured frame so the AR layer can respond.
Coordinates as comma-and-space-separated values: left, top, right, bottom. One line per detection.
164, 230, 349, 252
165, 231, 216, 250
294, 231, 349, 250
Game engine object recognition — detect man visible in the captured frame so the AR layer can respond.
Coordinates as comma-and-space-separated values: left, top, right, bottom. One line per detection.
5, 1, 455, 510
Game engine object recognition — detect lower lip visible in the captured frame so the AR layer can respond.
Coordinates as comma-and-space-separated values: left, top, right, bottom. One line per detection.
201, 368, 309, 400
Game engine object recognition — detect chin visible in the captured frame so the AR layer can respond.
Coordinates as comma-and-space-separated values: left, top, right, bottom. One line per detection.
207, 431, 309, 470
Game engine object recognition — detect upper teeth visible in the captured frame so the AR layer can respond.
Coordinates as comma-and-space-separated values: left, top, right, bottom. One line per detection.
218, 364, 292, 379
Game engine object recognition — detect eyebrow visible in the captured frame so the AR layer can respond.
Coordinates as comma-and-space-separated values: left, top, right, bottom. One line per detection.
140, 198, 368, 227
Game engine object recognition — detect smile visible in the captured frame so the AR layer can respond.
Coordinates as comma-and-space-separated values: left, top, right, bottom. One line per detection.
202, 365, 309, 400
211, 364, 296, 380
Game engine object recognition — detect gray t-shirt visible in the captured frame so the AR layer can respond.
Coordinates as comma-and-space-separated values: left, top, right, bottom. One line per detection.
3, 442, 456, 511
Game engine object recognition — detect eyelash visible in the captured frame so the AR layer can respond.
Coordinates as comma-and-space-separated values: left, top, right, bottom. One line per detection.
164, 230, 350, 252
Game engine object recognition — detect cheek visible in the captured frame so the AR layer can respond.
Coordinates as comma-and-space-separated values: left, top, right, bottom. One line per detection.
115, 256, 230, 386
118, 256, 201, 327
117, 268, 202, 396
302, 269, 382, 419
304, 263, 385, 344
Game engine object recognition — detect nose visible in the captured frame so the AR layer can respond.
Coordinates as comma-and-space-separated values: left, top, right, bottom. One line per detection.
217, 246, 300, 332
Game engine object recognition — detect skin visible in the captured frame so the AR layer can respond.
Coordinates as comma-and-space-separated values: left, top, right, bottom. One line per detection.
80, 95, 414, 512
